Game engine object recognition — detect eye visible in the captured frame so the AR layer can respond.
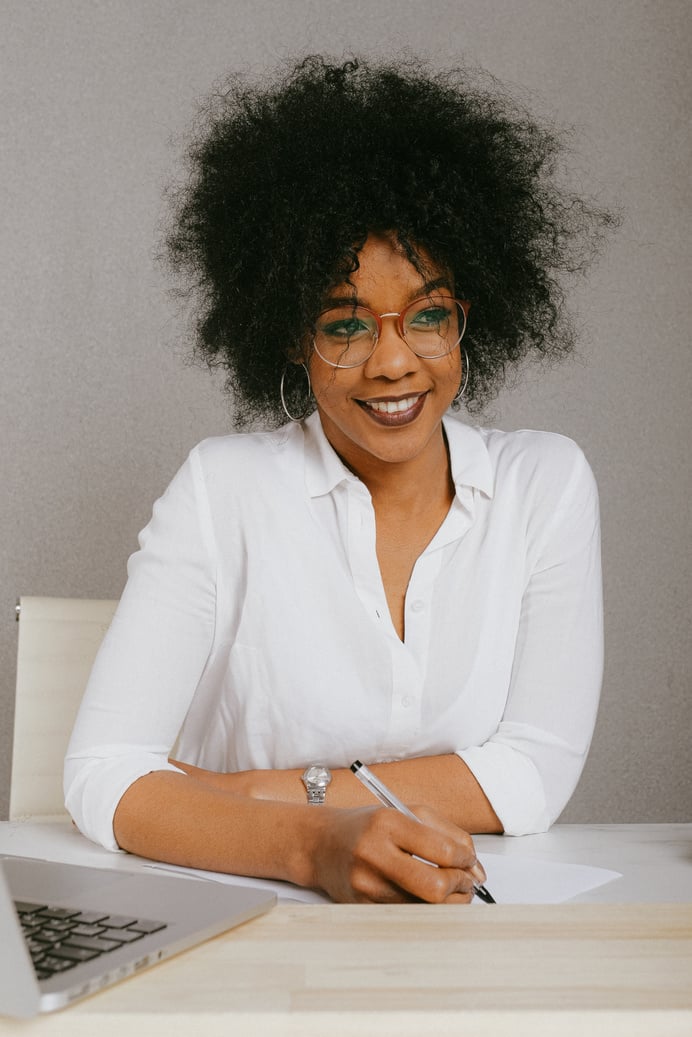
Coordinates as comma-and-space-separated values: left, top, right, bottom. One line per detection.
320, 317, 372, 339
316, 307, 377, 342
407, 305, 452, 330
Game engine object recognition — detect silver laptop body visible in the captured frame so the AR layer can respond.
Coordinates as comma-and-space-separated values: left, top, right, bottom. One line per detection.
0, 854, 275, 1017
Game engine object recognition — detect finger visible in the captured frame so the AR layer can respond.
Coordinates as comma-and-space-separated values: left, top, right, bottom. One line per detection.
399, 812, 476, 872
374, 814, 483, 903
352, 851, 474, 905
469, 858, 487, 885
409, 806, 487, 885
367, 832, 476, 903
397, 855, 476, 903
443, 890, 475, 905
332, 808, 478, 905
346, 857, 424, 904
411, 806, 477, 860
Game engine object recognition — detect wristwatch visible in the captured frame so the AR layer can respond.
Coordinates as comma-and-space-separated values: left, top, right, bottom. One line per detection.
302, 765, 332, 805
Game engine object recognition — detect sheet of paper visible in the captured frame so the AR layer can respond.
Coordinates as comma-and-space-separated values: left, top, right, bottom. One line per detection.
479, 852, 621, 904
146, 852, 621, 905
143, 862, 332, 903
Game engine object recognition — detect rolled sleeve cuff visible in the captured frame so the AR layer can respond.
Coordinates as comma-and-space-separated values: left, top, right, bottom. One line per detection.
457, 744, 551, 836
64, 752, 186, 852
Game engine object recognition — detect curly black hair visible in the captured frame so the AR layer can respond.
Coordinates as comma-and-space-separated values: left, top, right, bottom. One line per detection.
164, 55, 616, 426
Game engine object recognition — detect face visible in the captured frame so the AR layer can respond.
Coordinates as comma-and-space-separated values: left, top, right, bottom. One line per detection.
305, 234, 462, 480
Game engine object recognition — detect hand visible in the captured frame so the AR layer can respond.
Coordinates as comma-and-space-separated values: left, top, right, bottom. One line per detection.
310, 804, 485, 904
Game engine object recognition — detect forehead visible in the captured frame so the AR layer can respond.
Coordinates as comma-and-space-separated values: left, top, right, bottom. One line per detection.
330, 234, 451, 302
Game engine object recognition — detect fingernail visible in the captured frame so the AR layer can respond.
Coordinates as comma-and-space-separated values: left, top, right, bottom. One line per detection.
470, 859, 487, 884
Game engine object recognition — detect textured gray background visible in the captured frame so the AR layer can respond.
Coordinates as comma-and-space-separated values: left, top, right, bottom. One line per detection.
1, 0, 690, 822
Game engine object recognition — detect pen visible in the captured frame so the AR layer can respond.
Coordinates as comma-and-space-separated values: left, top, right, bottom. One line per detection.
350, 760, 496, 904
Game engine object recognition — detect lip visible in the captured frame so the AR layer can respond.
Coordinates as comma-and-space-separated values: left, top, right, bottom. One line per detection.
356, 391, 428, 427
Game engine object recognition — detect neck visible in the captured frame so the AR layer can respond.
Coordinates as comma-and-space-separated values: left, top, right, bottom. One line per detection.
331, 425, 454, 512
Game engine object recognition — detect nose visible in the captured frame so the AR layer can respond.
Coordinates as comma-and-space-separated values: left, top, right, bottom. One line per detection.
362, 313, 419, 379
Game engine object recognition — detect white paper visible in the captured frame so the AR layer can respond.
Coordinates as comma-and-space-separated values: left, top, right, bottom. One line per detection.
143, 862, 332, 903
479, 852, 621, 904
146, 852, 621, 905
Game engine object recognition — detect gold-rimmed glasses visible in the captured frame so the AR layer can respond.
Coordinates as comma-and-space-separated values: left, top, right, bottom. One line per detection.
313, 294, 470, 369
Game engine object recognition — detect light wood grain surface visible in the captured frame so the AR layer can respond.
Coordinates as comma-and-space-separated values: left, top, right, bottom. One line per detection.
2, 902, 690, 1036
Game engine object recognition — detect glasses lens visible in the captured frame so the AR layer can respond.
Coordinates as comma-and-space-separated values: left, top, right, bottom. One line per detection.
403, 296, 466, 357
314, 307, 378, 368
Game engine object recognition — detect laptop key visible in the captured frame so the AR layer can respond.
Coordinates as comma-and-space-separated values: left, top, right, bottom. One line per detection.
40, 917, 78, 932
129, 919, 167, 934
64, 935, 123, 953
100, 914, 137, 928
33, 930, 64, 945
49, 945, 101, 963
71, 922, 108, 937
39, 907, 81, 921
41, 955, 79, 974
73, 910, 109, 925
16, 901, 47, 915
100, 927, 145, 943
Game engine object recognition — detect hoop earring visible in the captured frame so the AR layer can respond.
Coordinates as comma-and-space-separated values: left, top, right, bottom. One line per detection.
453, 349, 470, 404
280, 362, 312, 422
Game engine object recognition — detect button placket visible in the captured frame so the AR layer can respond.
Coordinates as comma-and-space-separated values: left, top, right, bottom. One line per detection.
341, 476, 476, 760
385, 645, 423, 752
404, 549, 443, 665
346, 486, 394, 633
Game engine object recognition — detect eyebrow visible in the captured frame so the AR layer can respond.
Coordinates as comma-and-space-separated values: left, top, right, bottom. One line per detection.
321, 277, 454, 311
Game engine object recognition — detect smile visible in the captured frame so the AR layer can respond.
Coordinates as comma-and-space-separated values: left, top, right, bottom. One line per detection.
357, 392, 427, 426
365, 396, 421, 414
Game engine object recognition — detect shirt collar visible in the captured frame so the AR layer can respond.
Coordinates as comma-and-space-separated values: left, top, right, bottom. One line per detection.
442, 416, 495, 500
301, 410, 495, 500
302, 411, 358, 497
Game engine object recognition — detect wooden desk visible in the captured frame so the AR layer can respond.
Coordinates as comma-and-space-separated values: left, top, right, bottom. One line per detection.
1, 823, 691, 1034
1, 903, 691, 1036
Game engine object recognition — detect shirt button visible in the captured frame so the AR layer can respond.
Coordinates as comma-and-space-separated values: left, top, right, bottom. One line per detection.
401, 696, 413, 708
410, 600, 425, 613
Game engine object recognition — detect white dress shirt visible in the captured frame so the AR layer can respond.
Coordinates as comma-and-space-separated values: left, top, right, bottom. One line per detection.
65, 412, 603, 849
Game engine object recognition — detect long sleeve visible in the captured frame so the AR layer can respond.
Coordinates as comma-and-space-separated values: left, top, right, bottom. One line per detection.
457, 440, 603, 834
64, 447, 217, 850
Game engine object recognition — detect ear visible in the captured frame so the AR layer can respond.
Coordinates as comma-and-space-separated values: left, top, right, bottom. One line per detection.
285, 340, 309, 365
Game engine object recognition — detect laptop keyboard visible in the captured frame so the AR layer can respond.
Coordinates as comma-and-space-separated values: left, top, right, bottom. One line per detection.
15, 900, 167, 980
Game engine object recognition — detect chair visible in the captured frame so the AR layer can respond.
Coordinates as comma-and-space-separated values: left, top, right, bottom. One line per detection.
11, 596, 118, 821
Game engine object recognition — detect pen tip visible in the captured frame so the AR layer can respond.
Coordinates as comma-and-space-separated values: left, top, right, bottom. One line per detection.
350, 761, 362, 772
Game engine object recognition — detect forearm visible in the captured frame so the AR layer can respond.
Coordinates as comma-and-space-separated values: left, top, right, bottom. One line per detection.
112, 769, 323, 887
351, 756, 503, 834
172, 753, 503, 834
111, 766, 485, 904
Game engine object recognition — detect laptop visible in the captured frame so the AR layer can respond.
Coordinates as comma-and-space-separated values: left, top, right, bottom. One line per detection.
0, 854, 275, 1018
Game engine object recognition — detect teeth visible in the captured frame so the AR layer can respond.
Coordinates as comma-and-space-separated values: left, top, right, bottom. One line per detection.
366, 396, 419, 414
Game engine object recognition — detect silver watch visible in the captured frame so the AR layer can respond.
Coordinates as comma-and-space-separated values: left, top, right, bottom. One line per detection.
302, 765, 332, 805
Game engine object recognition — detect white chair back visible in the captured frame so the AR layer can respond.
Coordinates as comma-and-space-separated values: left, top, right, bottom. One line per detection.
11, 596, 117, 820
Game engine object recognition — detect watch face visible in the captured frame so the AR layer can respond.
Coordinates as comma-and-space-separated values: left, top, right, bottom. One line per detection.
304, 766, 331, 788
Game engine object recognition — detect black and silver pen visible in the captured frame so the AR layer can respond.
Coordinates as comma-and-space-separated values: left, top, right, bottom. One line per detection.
350, 760, 496, 904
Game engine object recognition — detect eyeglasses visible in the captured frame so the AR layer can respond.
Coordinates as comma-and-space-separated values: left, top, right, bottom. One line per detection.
313, 294, 470, 369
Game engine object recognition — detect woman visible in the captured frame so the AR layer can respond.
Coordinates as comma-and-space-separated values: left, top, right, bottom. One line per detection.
65, 56, 613, 904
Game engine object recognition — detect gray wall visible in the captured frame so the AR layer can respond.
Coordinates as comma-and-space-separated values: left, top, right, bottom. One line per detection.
2, 0, 690, 823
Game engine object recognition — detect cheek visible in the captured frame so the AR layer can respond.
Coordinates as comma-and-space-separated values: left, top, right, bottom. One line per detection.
308, 362, 352, 406
439, 351, 463, 392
